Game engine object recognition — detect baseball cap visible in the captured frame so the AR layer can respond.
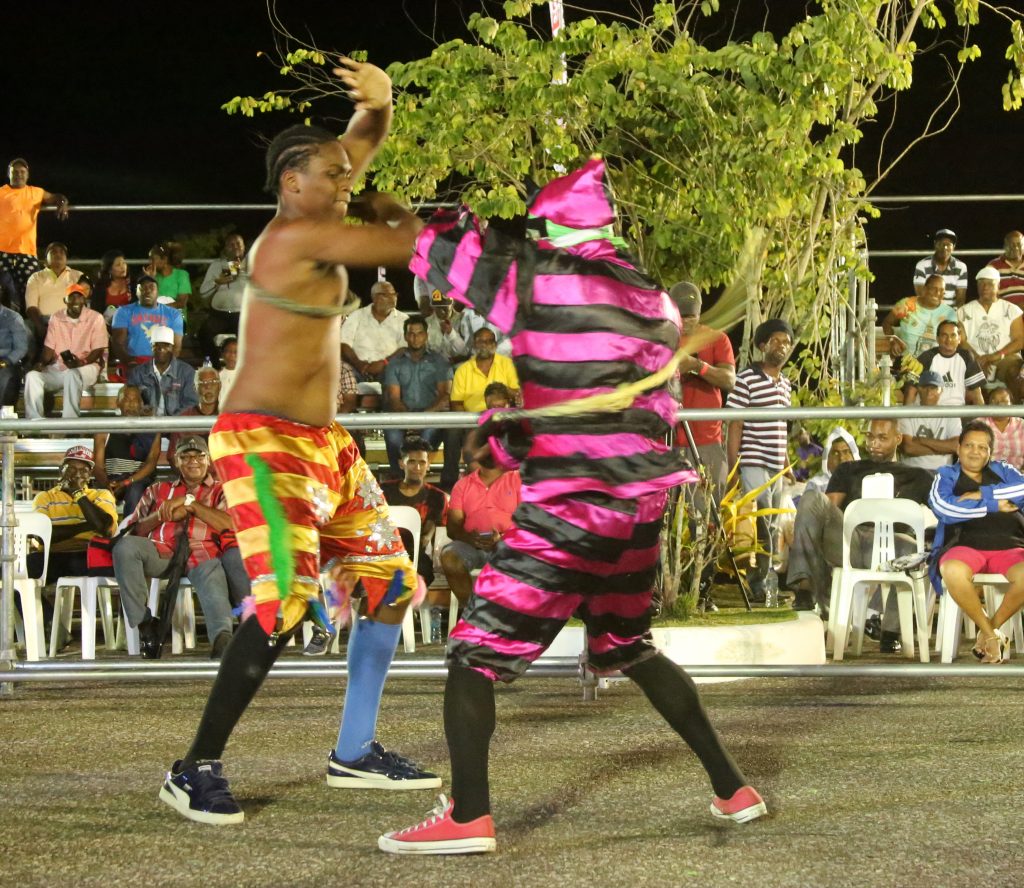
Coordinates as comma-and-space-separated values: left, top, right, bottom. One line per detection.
668, 281, 701, 316
149, 325, 175, 345
933, 229, 957, 243
976, 266, 1001, 282
175, 435, 209, 456
63, 445, 94, 466
136, 274, 157, 287
66, 283, 89, 298
918, 370, 943, 387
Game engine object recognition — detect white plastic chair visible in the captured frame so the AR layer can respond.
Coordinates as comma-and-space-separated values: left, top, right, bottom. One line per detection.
829, 497, 931, 662
861, 472, 895, 499
50, 576, 117, 659
936, 573, 1024, 663
10, 511, 52, 661
388, 505, 421, 654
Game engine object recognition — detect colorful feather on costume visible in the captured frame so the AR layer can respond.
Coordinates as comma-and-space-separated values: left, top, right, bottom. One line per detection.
382, 570, 405, 607
244, 453, 293, 602
232, 594, 257, 620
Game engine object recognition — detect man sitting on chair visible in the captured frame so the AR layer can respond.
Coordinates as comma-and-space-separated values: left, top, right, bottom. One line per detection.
113, 436, 249, 659
929, 420, 1024, 664
784, 417, 933, 652
440, 433, 521, 606
29, 445, 117, 584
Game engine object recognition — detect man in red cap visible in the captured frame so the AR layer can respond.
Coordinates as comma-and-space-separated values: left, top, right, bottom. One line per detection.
24, 283, 107, 418
29, 445, 117, 584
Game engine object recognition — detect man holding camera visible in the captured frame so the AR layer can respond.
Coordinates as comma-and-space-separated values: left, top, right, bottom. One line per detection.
24, 283, 107, 418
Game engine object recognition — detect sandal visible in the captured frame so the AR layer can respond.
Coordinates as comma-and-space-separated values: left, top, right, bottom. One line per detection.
974, 630, 1009, 664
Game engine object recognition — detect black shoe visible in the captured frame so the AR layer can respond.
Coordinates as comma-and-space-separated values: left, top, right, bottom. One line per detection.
793, 589, 815, 611
745, 579, 766, 604
139, 617, 163, 660
698, 596, 719, 614
879, 631, 902, 654
210, 630, 232, 660
326, 742, 442, 790
864, 614, 882, 641
303, 625, 333, 657
159, 759, 244, 825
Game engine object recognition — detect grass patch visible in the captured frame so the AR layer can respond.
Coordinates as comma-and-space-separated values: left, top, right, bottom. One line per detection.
656, 607, 799, 627
566, 606, 799, 629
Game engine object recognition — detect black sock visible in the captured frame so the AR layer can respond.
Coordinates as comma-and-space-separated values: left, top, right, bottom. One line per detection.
623, 653, 746, 799
444, 666, 496, 822
180, 616, 288, 769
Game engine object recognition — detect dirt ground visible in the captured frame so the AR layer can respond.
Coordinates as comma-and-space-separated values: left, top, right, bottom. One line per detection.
1, 651, 1021, 888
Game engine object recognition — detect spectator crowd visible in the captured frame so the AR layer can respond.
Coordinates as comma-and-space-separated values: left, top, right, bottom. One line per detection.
5, 156, 1024, 665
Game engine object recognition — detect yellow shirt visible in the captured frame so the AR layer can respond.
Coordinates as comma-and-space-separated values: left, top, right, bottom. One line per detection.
451, 354, 520, 412
25, 267, 82, 317
0, 185, 44, 255
32, 486, 118, 553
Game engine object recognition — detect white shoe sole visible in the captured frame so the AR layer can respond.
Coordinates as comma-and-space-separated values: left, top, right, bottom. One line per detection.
377, 834, 496, 855
159, 783, 244, 825
327, 770, 442, 790
710, 800, 768, 824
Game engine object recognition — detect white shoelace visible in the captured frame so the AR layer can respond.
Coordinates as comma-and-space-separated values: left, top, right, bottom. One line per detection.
396, 794, 450, 836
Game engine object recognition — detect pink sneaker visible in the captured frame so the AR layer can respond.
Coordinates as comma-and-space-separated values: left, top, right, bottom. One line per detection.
378, 795, 497, 855
710, 786, 768, 823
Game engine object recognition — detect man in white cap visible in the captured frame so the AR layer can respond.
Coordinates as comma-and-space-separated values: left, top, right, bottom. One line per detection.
29, 445, 117, 584
127, 325, 198, 417
959, 264, 1024, 398
913, 228, 967, 307
23, 283, 108, 418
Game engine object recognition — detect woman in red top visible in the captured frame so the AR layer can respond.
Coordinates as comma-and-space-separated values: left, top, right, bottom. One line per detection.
92, 250, 134, 321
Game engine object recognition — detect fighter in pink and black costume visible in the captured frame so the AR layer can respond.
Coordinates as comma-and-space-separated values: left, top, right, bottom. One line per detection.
379, 160, 767, 855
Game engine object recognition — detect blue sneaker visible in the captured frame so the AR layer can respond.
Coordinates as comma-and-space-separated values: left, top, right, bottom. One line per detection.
327, 742, 442, 790
159, 759, 244, 825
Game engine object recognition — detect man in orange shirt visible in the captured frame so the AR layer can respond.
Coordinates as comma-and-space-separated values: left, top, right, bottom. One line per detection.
0, 158, 70, 307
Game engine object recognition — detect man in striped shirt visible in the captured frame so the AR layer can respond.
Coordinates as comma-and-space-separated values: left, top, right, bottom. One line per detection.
726, 319, 794, 600
29, 445, 117, 584
913, 229, 967, 308
985, 231, 1024, 309
113, 436, 248, 659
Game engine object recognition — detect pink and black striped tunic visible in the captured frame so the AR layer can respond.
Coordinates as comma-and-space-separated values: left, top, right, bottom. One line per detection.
411, 159, 696, 681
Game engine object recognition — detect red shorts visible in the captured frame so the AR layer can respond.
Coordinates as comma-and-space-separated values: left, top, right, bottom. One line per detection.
939, 546, 1024, 576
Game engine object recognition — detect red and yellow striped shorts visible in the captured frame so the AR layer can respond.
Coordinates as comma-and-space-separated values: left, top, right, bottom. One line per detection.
209, 412, 415, 632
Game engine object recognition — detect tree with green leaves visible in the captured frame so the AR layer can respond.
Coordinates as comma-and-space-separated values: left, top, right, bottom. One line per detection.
226, 0, 1024, 384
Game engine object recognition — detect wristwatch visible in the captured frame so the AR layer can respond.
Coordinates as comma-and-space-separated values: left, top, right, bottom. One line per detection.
183, 494, 196, 508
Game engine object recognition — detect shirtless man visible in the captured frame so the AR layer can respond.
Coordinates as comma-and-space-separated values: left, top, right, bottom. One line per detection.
160, 58, 438, 827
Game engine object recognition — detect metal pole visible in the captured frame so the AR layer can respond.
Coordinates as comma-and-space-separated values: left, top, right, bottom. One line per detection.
0, 428, 16, 697
5, 659, 1024, 682
1, 404, 1024, 435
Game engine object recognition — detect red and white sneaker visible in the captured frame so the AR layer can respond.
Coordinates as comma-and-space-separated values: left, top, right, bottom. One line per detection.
710, 785, 768, 823
378, 794, 496, 855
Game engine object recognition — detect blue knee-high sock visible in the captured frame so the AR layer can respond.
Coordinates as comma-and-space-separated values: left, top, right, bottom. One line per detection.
335, 617, 402, 761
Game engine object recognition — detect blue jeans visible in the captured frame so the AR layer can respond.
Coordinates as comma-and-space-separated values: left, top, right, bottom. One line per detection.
113, 536, 250, 641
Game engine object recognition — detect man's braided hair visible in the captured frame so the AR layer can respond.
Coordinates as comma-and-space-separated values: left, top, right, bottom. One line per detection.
264, 124, 338, 194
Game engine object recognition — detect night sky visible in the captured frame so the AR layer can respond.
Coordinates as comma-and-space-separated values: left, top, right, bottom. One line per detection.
6, 0, 1023, 306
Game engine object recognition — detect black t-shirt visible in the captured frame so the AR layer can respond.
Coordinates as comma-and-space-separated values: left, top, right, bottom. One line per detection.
826, 459, 934, 510
951, 467, 1024, 551
379, 480, 447, 539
